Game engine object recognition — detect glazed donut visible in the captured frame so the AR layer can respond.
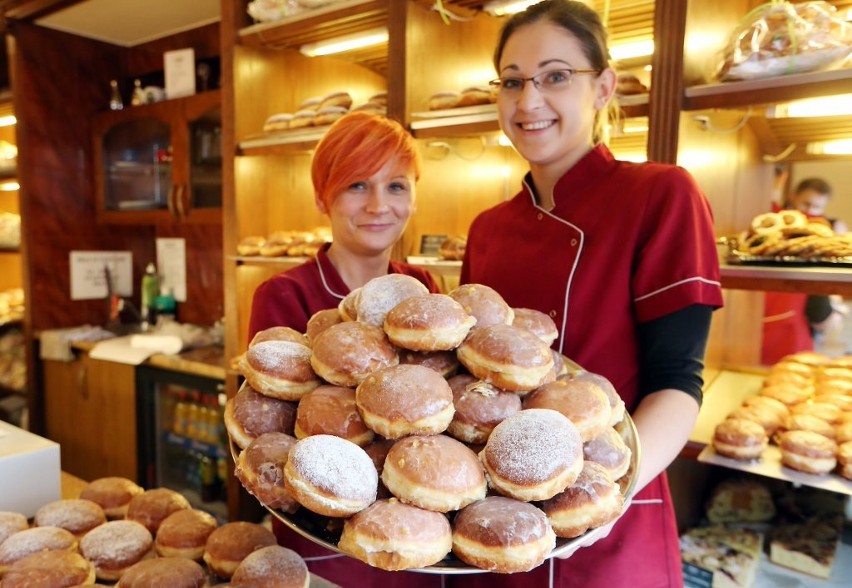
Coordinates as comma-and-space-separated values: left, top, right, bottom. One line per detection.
0, 550, 95, 588
446, 374, 521, 444
154, 509, 218, 560
295, 385, 375, 446
79, 476, 145, 519
368, 91, 388, 106
382, 434, 487, 512
448, 284, 514, 328
230, 545, 309, 587
33, 499, 106, 538
310, 321, 399, 388
338, 498, 452, 571
836, 421, 852, 445
225, 381, 297, 450
125, 488, 191, 535
726, 405, 782, 436
0, 511, 28, 546
288, 109, 316, 129
438, 235, 466, 261
712, 418, 768, 460
522, 379, 612, 442
237, 235, 266, 256
79, 520, 153, 582
815, 378, 852, 396
383, 293, 476, 351
355, 274, 430, 328
540, 461, 624, 538
511, 308, 559, 346
563, 371, 625, 426
364, 437, 396, 500
583, 426, 632, 481
764, 369, 813, 388
813, 393, 852, 412
305, 308, 343, 344
249, 326, 309, 348
319, 91, 353, 110
116, 557, 206, 588
456, 86, 492, 107
742, 395, 790, 421
427, 91, 460, 110
338, 288, 360, 321
451, 496, 556, 574
457, 324, 555, 393
202, 521, 277, 580
350, 101, 387, 116
790, 401, 841, 424
480, 408, 584, 501
750, 212, 784, 235
235, 431, 299, 513
312, 105, 348, 127
759, 384, 811, 407
399, 349, 460, 378
838, 440, 852, 480
778, 430, 837, 474
782, 413, 835, 440
549, 349, 569, 380
356, 364, 455, 439
239, 340, 320, 401
0, 527, 77, 574
284, 434, 378, 517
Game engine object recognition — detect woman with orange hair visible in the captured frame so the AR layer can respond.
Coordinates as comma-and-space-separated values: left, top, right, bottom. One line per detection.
247, 112, 441, 587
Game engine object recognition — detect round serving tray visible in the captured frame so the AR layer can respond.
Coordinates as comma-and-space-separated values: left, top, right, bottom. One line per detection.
229, 411, 641, 575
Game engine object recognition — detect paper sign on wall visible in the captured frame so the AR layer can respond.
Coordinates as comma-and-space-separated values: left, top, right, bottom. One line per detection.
70, 251, 133, 300
156, 238, 187, 302
164, 48, 196, 99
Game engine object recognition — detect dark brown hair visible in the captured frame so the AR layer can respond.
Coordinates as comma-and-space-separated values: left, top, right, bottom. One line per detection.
794, 177, 832, 197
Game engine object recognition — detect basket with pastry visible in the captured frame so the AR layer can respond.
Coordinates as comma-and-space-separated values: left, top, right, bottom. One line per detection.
728, 209, 852, 265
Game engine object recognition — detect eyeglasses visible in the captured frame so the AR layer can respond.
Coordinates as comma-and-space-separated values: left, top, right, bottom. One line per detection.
488, 68, 601, 96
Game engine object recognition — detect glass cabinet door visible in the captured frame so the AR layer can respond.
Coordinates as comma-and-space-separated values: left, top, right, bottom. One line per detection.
102, 118, 172, 211
188, 107, 222, 210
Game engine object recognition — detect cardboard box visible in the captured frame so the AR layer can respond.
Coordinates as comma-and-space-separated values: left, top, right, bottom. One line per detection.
0, 421, 61, 517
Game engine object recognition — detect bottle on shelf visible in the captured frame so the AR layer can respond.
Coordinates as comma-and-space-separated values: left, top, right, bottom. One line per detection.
109, 80, 123, 111
131, 79, 145, 106
140, 263, 160, 329
173, 397, 188, 436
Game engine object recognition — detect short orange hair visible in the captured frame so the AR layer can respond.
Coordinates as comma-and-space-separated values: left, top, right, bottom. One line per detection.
311, 112, 421, 210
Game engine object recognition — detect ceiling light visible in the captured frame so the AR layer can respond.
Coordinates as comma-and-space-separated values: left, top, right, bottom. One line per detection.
610, 40, 654, 61
483, 1, 538, 16
0, 115, 16, 127
806, 139, 852, 156
299, 28, 388, 57
768, 94, 852, 118
0, 181, 19, 191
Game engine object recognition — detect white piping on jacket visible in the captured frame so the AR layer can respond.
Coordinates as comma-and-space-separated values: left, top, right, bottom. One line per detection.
315, 255, 346, 301
633, 276, 721, 303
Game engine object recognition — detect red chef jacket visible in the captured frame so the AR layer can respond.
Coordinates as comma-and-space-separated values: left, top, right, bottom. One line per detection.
457, 144, 723, 587
248, 243, 443, 588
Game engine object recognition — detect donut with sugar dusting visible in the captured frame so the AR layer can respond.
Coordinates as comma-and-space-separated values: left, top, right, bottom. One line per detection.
355, 274, 429, 328
79, 520, 153, 582
511, 307, 558, 346
239, 340, 320, 401
224, 381, 297, 450
235, 432, 299, 513
540, 461, 624, 538
384, 293, 476, 351
230, 545, 309, 588
446, 374, 521, 444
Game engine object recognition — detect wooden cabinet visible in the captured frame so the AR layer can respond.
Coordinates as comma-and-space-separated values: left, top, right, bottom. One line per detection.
42, 351, 137, 482
93, 90, 222, 225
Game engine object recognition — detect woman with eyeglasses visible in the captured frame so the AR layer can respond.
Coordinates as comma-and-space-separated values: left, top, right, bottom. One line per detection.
455, 2, 723, 586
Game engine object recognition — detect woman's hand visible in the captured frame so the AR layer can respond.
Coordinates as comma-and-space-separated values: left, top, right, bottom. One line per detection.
555, 497, 631, 559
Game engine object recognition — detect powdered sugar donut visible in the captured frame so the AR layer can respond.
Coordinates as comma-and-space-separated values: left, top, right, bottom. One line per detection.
0, 527, 78, 575
1, 550, 95, 588
0, 512, 28, 546
230, 545, 309, 588
116, 557, 206, 588
239, 340, 320, 401
79, 520, 154, 582
79, 476, 144, 519
33, 498, 106, 538
355, 274, 429, 328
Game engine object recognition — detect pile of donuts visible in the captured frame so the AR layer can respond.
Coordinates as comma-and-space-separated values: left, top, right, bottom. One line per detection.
736, 209, 852, 260
0, 477, 310, 587
712, 351, 852, 480
237, 227, 332, 258
229, 274, 635, 573
262, 90, 388, 133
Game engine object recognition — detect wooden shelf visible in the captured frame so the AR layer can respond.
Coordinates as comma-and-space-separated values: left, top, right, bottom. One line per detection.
238, 127, 329, 156
720, 263, 852, 296
230, 255, 308, 269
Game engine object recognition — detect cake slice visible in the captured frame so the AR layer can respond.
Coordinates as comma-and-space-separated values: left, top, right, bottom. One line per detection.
769, 516, 841, 579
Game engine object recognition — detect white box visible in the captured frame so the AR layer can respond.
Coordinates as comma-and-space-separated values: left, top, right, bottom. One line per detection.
0, 421, 61, 517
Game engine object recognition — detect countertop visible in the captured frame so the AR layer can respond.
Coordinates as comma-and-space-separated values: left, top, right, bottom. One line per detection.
69, 340, 227, 380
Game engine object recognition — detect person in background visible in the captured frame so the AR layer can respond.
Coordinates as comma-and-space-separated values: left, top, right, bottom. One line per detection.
247, 111, 441, 587
785, 177, 848, 234
456, 2, 723, 586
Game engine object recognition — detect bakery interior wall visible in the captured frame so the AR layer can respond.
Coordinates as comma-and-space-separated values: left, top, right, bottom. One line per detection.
8, 19, 223, 432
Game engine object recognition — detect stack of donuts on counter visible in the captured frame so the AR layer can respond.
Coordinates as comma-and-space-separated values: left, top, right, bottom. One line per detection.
262, 90, 388, 134
229, 274, 635, 573
0, 477, 310, 587
712, 351, 852, 480
237, 227, 332, 258
735, 209, 852, 260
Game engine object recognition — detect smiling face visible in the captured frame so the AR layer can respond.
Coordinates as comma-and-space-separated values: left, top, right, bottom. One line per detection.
317, 156, 416, 257
789, 188, 830, 217
496, 21, 614, 178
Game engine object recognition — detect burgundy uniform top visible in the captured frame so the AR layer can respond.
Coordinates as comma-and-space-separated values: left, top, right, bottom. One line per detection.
249, 243, 439, 338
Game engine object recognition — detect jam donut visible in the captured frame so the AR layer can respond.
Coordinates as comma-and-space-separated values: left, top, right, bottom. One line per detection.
446, 374, 521, 444
583, 426, 632, 481
511, 307, 559, 346
33, 499, 106, 538
234, 431, 299, 513
294, 385, 374, 446
224, 381, 297, 450
154, 508, 218, 560
452, 496, 556, 573
399, 349, 460, 378
0, 527, 78, 575
338, 498, 453, 571
355, 364, 455, 439
230, 545, 309, 588
382, 434, 487, 512
0, 511, 28, 546
239, 340, 320, 401
79, 520, 154, 582
384, 293, 476, 351
310, 321, 399, 387
79, 476, 145, 519
284, 434, 378, 517
523, 379, 612, 442
778, 430, 837, 474
116, 557, 207, 588
305, 308, 343, 344
448, 284, 514, 328
355, 274, 429, 328
480, 408, 584, 501
712, 418, 767, 460
0, 550, 95, 588
457, 324, 555, 393
540, 461, 624, 538
126, 488, 190, 535
202, 521, 277, 580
